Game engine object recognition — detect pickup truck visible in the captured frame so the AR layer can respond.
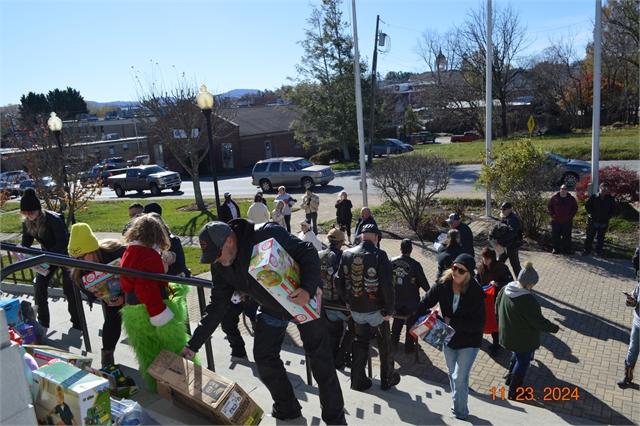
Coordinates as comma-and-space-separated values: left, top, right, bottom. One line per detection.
450, 131, 482, 142
80, 165, 126, 186
108, 165, 181, 197
410, 131, 436, 144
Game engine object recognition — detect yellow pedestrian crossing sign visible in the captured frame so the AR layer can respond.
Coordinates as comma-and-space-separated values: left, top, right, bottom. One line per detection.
527, 115, 535, 137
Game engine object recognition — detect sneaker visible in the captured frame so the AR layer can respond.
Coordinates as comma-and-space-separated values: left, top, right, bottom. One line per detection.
231, 349, 247, 359
552, 248, 560, 255
381, 372, 401, 390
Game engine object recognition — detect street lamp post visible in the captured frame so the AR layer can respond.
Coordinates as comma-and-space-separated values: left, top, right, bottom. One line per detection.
196, 85, 221, 218
47, 112, 68, 210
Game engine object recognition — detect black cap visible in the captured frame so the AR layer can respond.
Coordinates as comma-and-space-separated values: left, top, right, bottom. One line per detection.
400, 238, 412, 252
446, 213, 460, 223
20, 188, 42, 211
453, 253, 476, 274
198, 221, 231, 263
144, 202, 162, 215
500, 202, 512, 209
361, 223, 381, 235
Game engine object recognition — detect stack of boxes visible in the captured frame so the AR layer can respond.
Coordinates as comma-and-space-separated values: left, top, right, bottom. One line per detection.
0, 299, 35, 345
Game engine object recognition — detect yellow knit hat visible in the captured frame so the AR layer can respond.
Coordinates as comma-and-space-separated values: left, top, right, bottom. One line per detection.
68, 223, 100, 256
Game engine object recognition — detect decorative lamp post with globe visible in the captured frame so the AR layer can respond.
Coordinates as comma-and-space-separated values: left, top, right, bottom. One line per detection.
196, 85, 221, 218
47, 112, 69, 208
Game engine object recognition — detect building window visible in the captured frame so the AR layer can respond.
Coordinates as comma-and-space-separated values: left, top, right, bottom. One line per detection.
123, 144, 129, 151
294, 139, 302, 149
94, 148, 101, 156
109, 145, 115, 155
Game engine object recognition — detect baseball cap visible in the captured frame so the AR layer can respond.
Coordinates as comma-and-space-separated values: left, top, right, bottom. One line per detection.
500, 202, 512, 209
198, 221, 231, 263
599, 183, 609, 190
327, 228, 345, 242
224, 191, 231, 197
445, 213, 460, 223
361, 223, 381, 235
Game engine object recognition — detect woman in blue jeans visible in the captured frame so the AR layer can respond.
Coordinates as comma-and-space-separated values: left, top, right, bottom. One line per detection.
617, 279, 639, 388
496, 261, 563, 399
416, 253, 485, 420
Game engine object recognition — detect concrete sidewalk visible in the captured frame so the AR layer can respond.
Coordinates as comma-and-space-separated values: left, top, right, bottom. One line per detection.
1, 191, 639, 424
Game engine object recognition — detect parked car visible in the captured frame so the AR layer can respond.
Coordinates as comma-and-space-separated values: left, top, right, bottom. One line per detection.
100, 157, 127, 169
0, 170, 29, 184
80, 165, 127, 186
107, 165, 181, 197
0, 180, 19, 197
410, 131, 436, 144
451, 131, 482, 142
251, 157, 335, 191
372, 138, 412, 157
18, 177, 56, 197
132, 155, 150, 166
546, 152, 591, 187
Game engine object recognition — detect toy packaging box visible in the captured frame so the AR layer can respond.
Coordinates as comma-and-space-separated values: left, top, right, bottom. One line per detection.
147, 349, 264, 425
81, 258, 122, 303
409, 309, 456, 351
24, 345, 93, 369
12, 246, 51, 276
32, 361, 111, 426
0, 298, 23, 327
13, 323, 36, 345
248, 238, 322, 324
85, 364, 139, 398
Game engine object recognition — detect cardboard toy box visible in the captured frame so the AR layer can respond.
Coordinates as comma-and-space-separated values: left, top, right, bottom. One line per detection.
13, 323, 36, 345
24, 345, 93, 369
248, 238, 322, 323
82, 258, 122, 303
85, 364, 139, 398
32, 361, 111, 426
0, 298, 24, 327
147, 350, 264, 425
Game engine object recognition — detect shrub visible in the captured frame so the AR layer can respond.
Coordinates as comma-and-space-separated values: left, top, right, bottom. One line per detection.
309, 150, 333, 165
575, 166, 639, 203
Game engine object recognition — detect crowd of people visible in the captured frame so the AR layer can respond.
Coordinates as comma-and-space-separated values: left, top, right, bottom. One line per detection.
14, 182, 637, 424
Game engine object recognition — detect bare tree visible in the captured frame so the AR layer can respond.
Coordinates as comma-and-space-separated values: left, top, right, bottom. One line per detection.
133, 69, 236, 210
370, 153, 450, 236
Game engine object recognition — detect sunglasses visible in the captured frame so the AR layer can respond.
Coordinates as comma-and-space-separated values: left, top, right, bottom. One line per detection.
451, 265, 468, 274
20, 210, 38, 215
560, 187, 568, 191
500, 207, 509, 211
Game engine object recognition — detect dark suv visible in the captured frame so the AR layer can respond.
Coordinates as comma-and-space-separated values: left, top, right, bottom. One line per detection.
251, 157, 335, 191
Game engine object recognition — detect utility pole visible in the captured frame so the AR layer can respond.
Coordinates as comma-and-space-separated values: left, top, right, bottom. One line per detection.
352, 0, 368, 207
367, 15, 380, 167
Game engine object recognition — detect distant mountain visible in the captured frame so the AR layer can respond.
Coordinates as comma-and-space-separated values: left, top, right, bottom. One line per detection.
86, 101, 138, 108
216, 89, 260, 99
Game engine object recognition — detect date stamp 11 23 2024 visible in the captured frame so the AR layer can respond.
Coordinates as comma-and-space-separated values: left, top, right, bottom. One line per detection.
491, 386, 580, 401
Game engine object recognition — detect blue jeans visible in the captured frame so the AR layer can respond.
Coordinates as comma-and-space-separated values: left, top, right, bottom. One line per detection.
443, 346, 479, 419
511, 351, 535, 376
626, 323, 639, 366
351, 310, 384, 327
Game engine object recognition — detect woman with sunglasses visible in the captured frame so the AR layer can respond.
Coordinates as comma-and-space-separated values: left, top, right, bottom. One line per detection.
68, 223, 126, 368
416, 253, 486, 420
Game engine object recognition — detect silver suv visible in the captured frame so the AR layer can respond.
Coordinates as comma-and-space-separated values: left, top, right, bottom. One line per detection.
251, 157, 335, 192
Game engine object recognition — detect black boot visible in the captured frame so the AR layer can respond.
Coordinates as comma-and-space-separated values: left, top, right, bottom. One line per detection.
101, 349, 115, 369
617, 362, 636, 388
504, 358, 516, 385
508, 375, 525, 400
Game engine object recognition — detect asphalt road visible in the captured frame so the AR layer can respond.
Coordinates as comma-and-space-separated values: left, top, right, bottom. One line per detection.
91, 160, 638, 201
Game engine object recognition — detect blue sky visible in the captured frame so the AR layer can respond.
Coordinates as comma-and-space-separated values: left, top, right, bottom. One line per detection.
1, 0, 595, 105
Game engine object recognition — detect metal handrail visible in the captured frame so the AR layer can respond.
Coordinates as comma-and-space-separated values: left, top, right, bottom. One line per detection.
0, 242, 216, 371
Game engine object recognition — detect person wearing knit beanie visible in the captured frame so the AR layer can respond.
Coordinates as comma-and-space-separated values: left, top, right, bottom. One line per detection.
68, 223, 100, 257
496, 260, 563, 401
516, 261, 539, 288
20, 188, 42, 212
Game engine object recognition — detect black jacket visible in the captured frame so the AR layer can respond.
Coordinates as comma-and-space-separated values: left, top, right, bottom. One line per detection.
436, 243, 465, 283
168, 235, 190, 277
219, 200, 241, 223
497, 212, 522, 248
455, 221, 474, 257
416, 277, 486, 350
335, 240, 395, 315
187, 219, 321, 352
354, 215, 377, 238
585, 193, 617, 224
390, 255, 430, 302
335, 199, 353, 223
476, 261, 513, 290
21, 210, 69, 254
319, 246, 344, 304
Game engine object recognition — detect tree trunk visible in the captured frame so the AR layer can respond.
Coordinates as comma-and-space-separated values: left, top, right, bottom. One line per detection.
501, 100, 508, 138
192, 173, 206, 210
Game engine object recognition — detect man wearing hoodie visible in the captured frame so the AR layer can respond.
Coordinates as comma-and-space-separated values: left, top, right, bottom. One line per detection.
496, 261, 563, 400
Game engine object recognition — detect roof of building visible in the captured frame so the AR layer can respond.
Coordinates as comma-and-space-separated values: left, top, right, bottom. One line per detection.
231, 106, 298, 137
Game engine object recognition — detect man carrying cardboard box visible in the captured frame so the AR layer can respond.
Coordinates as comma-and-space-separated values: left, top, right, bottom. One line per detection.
182, 220, 346, 425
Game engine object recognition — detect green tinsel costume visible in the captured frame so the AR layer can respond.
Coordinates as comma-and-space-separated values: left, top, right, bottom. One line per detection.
121, 283, 200, 392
